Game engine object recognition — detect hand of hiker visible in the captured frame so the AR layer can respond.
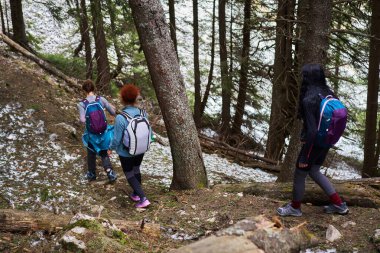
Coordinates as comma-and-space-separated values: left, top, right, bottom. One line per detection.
298, 162, 308, 168
107, 150, 112, 156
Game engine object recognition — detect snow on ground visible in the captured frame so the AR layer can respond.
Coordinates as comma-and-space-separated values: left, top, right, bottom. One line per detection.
0, 102, 88, 213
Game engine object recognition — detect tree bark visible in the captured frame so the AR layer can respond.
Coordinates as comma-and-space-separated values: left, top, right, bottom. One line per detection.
193, 0, 202, 128
265, 0, 296, 161
78, 0, 93, 79
106, 0, 123, 79
200, 0, 216, 117
0, 32, 80, 89
90, 0, 111, 92
231, 0, 251, 135
9, 0, 29, 49
219, 0, 232, 134
168, 0, 178, 56
362, 0, 380, 178
129, 0, 208, 190
215, 178, 380, 208
278, 0, 333, 182
0, 0, 5, 34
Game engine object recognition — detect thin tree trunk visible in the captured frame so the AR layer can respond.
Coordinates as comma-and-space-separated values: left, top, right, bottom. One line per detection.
5, 0, 9, 34
265, 0, 296, 161
106, 0, 123, 79
376, 119, 380, 166
9, 0, 29, 49
363, 0, 380, 178
278, 0, 333, 182
129, 0, 208, 190
193, 0, 202, 128
79, 0, 93, 79
90, 0, 111, 92
168, 0, 178, 56
0, 0, 5, 34
219, 0, 231, 134
200, 0, 216, 117
231, 0, 251, 134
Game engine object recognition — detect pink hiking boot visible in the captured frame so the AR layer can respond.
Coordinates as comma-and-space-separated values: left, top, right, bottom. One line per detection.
135, 198, 150, 208
129, 193, 140, 202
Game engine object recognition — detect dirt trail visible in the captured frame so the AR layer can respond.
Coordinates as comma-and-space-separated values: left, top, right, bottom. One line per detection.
0, 44, 379, 252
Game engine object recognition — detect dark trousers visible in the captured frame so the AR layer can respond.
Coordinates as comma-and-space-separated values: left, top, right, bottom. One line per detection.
293, 145, 336, 202
119, 154, 145, 199
87, 143, 112, 173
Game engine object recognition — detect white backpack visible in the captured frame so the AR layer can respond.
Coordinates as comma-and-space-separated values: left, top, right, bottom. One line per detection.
121, 109, 151, 155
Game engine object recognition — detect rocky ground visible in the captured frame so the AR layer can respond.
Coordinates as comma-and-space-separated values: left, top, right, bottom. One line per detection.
0, 43, 379, 252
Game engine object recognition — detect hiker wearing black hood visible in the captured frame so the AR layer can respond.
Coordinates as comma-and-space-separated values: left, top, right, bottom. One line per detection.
277, 64, 349, 217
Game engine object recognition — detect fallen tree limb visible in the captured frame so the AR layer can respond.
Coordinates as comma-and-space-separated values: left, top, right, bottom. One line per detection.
213, 179, 380, 208
0, 32, 80, 89
199, 134, 278, 165
0, 209, 159, 235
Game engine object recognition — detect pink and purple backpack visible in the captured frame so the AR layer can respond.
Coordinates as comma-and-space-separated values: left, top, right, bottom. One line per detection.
82, 96, 107, 134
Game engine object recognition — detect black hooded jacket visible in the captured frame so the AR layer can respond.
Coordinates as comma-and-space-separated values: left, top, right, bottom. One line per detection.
298, 73, 334, 164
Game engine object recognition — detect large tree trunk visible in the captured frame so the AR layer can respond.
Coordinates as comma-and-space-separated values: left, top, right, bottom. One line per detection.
0, 0, 5, 34
362, 0, 380, 178
278, 0, 333, 182
200, 0, 216, 117
219, 0, 231, 134
76, 0, 93, 79
193, 0, 202, 128
231, 0, 251, 135
168, 0, 178, 56
90, 0, 111, 92
129, 0, 208, 190
265, 0, 296, 161
9, 0, 29, 49
106, 0, 123, 79
215, 178, 380, 208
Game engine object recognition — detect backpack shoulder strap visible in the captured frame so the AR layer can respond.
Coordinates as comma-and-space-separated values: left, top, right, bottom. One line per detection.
95, 96, 101, 102
81, 99, 89, 109
120, 111, 133, 121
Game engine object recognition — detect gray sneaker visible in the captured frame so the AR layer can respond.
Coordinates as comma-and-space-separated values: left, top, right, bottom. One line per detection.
277, 203, 302, 217
324, 202, 349, 215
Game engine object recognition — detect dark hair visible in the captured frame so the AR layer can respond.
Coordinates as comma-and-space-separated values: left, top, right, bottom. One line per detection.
82, 79, 95, 93
120, 84, 140, 104
298, 64, 333, 119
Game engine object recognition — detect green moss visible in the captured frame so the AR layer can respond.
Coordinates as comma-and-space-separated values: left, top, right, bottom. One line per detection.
112, 230, 128, 245
30, 104, 41, 111
66, 219, 103, 232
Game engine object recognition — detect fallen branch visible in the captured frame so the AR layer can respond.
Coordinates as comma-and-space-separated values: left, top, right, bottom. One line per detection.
214, 179, 380, 208
0, 209, 160, 236
0, 32, 80, 89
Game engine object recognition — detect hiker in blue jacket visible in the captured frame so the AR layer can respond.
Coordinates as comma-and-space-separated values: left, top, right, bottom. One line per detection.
109, 84, 151, 208
277, 64, 349, 217
78, 79, 117, 182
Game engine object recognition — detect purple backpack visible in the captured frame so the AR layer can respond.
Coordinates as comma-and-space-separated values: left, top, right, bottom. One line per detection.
316, 94, 347, 148
82, 96, 107, 134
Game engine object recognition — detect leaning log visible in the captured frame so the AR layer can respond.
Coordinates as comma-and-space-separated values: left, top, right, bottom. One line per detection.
0, 209, 160, 235
0, 32, 80, 89
214, 178, 380, 208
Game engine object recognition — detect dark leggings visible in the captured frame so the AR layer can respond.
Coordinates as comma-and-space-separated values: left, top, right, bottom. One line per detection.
87, 143, 112, 173
119, 154, 145, 199
293, 145, 336, 202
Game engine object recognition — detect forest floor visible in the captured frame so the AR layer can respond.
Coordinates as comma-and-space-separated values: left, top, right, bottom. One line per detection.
0, 44, 379, 253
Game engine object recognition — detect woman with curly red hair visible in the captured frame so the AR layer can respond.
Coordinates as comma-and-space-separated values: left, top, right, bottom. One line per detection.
109, 84, 151, 208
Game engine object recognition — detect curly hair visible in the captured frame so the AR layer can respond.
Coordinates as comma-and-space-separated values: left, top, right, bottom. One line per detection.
120, 84, 140, 104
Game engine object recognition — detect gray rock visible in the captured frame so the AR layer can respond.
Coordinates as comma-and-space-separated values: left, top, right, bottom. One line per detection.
60, 235, 86, 251
326, 225, 342, 242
